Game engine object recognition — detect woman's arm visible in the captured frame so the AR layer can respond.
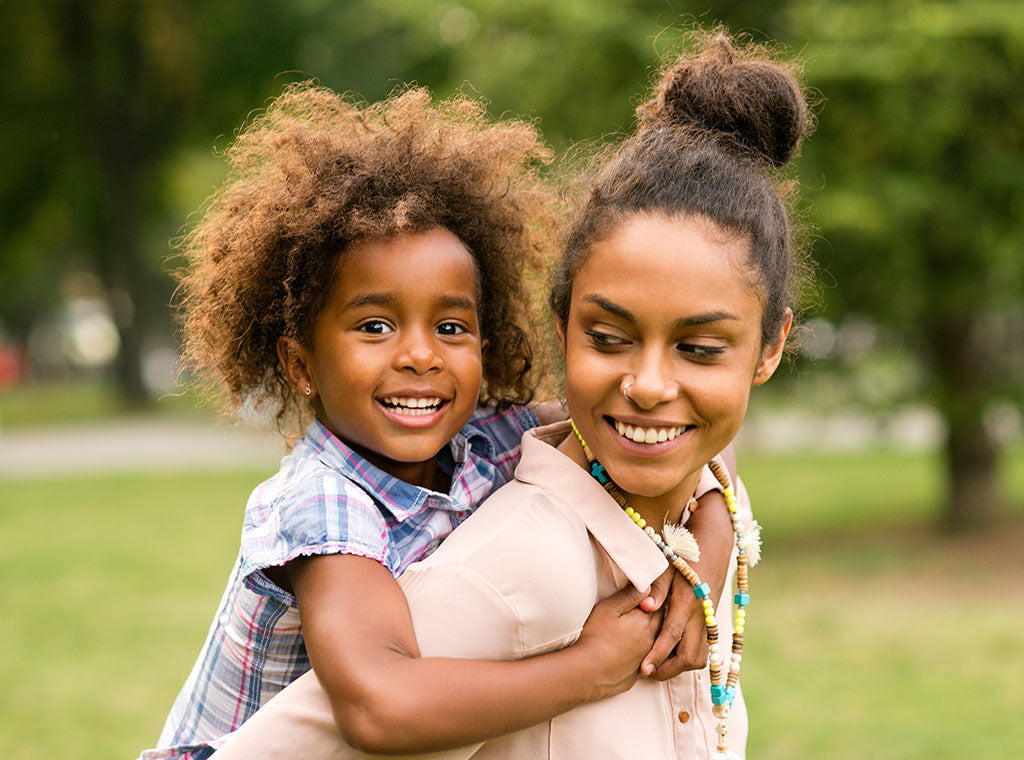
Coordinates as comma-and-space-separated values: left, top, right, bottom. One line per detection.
289, 553, 659, 755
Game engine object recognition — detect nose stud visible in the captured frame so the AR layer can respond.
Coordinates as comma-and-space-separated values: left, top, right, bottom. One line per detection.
621, 377, 636, 402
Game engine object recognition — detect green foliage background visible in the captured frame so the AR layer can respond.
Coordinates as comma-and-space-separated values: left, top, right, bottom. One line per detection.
2, 2, 1024, 756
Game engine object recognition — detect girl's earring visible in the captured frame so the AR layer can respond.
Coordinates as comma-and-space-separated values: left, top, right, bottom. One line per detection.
304, 382, 312, 397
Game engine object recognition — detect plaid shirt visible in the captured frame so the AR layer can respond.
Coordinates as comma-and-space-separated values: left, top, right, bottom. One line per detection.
140, 405, 538, 760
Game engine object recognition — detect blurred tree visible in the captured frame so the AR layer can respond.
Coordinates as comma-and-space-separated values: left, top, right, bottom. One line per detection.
786, 0, 1024, 529
0, 0, 316, 402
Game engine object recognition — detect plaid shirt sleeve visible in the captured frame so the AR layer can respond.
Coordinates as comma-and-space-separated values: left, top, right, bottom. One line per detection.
463, 404, 540, 483
240, 456, 397, 603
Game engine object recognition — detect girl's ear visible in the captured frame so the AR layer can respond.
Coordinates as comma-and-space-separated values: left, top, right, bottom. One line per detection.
277, 337, 316, 398
481, 337, 490, 356
753, 308, 793, 386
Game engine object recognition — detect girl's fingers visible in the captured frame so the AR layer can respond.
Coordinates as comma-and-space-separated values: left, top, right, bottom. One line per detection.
638, 567, 673, 612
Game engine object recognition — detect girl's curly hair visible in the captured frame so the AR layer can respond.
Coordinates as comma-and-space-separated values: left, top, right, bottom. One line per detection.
176, 83, 556, 429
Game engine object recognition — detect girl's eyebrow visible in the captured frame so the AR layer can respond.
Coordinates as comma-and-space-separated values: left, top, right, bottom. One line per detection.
583, 294, 738, 327
345, 292, 394, 309
344, 293, 477, 310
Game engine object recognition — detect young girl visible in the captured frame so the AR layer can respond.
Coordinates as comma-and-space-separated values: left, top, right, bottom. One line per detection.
141, 83, 735, 759
207, 28, 812, 760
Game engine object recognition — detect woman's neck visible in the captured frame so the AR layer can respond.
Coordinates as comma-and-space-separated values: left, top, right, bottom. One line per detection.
556, 431, 698, 527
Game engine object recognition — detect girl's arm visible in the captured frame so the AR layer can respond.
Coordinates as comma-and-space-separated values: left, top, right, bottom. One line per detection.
638, 445, 739, 679
640, 488, 734, 679
286, 552, 659, 755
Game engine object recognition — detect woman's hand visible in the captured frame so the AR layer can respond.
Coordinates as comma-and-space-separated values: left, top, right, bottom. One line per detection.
574, 584, 662, 699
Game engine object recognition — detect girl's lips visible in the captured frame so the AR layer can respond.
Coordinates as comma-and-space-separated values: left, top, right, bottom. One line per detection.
377, 398, 450, 428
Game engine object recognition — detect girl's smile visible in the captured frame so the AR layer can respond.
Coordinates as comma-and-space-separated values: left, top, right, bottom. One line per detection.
558, 212, 789, 525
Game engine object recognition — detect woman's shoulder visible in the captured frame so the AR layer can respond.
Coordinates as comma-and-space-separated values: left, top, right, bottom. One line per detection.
402, 480, 600, 655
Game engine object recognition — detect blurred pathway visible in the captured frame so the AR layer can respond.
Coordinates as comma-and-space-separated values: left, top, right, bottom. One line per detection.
0, 418, 286, 477
0, 406, 951, 478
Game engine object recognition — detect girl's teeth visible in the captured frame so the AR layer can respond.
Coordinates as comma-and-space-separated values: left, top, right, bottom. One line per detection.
614, 420, 684, 445
384, 397, 443, 414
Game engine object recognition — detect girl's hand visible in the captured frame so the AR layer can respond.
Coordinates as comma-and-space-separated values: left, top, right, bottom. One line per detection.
574, 584, 662, 700
638, 487, 735, 680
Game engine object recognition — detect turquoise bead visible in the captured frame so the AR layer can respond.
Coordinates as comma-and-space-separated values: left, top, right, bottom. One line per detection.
711, 684, 726, 705
734, 592, 750, 606
694, 582, 711, 598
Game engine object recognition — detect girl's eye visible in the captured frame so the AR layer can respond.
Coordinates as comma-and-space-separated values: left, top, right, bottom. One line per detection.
585, 330, 628, 348
436, 322, 468, 336
357, 320, 393, 335
679, 343, 725, 359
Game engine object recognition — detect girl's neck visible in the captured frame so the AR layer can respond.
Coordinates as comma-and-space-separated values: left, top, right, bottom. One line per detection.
555, 429, 697, 528
320, 417, 449, 492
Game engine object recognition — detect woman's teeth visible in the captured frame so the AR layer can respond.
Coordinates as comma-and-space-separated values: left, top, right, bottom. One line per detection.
614, 420, 685, 444
382, 397, 443, 415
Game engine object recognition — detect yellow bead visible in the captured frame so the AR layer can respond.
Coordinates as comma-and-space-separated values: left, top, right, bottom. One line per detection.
705, 615, 716, 626
734, 624, 744, 635
637, 518, 647, 528
625, 507, 635, 517
702, 598, 713, 609
736, 609, 746, 619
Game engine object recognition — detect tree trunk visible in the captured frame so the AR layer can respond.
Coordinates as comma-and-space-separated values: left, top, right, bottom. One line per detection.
926, 315, 1004, 531
941, 413, 1000, 531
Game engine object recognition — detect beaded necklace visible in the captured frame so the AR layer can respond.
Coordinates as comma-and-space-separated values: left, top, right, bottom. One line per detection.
569, 419, 758, 760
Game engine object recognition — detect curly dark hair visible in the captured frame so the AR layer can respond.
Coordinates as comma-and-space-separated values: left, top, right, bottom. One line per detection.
175, 83, 556, 428
551, 29, 815, 349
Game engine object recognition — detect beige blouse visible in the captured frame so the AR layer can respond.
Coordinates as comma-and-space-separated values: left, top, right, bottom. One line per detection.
212, 421, 752, 759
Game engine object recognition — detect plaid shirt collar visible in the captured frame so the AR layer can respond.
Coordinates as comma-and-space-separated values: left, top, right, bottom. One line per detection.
299, 417, 494, 522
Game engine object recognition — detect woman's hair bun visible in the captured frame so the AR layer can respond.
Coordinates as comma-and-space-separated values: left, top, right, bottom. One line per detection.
637, 31, 810, 167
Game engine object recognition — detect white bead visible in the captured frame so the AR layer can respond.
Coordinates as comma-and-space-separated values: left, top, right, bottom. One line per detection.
709, 643, 719, 653
730, 662, 741, 673
709, 653, 721, 666
645, 526, 656, 536
731, 654, 742, 663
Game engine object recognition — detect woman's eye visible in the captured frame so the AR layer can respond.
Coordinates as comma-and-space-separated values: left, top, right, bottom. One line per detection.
437, 322, 468, 336
679, 343, 725, 359
358, 320, 393, 335
585, 330, 626, 348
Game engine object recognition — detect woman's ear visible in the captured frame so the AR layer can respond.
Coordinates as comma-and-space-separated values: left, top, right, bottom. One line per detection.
277, 337, 316, 398
753, 308, 793, 386
555, 319, 567, 357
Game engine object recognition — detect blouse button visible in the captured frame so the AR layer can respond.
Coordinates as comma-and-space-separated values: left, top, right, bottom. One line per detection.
677, 710, 690, 723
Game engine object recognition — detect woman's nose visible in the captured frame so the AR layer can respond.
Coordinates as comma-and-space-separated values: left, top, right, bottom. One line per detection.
626, 352, 679, 409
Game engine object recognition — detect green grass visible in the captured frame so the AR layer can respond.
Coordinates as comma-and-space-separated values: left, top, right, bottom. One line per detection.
2, 447, 1022, 759
0, 380, 214, 430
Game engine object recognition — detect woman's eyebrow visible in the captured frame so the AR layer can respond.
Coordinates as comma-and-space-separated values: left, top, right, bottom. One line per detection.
673, 311, 739, 328
583, 294, 738, 328
584, 294, 634, 322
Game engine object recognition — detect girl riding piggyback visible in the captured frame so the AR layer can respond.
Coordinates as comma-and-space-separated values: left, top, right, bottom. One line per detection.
141, 84, 695, 759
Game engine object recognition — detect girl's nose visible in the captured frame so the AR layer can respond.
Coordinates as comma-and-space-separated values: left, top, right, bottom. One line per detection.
395, 330, 444, 374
